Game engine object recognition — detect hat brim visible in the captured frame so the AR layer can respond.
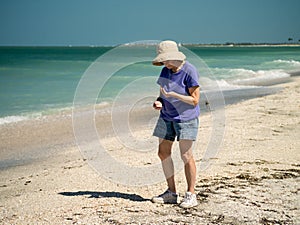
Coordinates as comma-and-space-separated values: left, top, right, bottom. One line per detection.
152, 51, 186, 66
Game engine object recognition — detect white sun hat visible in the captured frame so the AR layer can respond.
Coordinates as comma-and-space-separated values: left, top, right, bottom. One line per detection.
152, 40, 186, 66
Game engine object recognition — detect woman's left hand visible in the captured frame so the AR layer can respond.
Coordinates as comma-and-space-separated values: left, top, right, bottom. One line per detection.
160, 86, 200, 106
160, 87, 174, 98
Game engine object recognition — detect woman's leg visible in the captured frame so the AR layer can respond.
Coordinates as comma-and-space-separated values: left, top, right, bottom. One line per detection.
179, 140, 196, 193
158, 138, 176, 193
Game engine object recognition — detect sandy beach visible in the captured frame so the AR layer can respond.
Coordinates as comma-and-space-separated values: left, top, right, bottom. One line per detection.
0, 77, 299, 224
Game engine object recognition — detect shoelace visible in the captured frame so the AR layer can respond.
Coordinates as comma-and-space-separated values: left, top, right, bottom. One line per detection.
184, 194, 192, 202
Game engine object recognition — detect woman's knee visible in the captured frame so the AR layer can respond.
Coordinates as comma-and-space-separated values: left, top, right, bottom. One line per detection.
158, 148, 171, 160
158, 139, 173, 160
180, 149, 194, 164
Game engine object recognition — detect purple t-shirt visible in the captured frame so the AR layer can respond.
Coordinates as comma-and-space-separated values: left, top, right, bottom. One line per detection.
157, 61, 200, 122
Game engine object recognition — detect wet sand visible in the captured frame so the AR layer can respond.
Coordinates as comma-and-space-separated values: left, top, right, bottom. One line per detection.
0, 77, 299, 224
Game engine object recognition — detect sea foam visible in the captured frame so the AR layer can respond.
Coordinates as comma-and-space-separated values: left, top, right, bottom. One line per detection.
272, 59, 300, 68
0, 115, 29, 125
231, 70, 291, 86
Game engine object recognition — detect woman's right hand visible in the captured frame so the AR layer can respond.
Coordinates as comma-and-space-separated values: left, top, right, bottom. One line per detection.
153, 101, 162, 110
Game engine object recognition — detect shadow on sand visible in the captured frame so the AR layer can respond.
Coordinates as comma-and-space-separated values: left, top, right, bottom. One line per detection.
58, 191, 149, 202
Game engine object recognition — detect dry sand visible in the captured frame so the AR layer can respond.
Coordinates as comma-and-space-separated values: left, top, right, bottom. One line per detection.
0, 77, 299, 224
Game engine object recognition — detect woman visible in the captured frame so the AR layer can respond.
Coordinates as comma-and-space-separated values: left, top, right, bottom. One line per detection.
151, 40, 200, 208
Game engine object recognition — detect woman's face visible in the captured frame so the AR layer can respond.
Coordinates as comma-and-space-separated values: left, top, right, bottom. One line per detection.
163, 60, 182, 72
163, 60, 178, 70
162, 60, 173, 69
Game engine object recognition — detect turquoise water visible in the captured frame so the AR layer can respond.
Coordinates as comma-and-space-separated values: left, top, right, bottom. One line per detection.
0, 47, 108, 118
0, 45, 300, 123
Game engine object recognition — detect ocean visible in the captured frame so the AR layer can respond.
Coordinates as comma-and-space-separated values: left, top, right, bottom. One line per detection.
1, 45, 300, 124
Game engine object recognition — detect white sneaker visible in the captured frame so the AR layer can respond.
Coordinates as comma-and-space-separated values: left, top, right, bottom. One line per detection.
179, 192, 198, 208
151, 189, 178, 204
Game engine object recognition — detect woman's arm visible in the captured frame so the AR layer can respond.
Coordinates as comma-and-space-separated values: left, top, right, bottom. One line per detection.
160, 86, 200, 106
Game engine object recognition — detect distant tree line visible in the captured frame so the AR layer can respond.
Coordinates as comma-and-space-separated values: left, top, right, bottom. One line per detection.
223, 38, 300, 46
288, 37, 300, 43
183, 39, 300, 46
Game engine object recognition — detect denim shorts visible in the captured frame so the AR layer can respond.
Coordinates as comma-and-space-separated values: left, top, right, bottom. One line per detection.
153, 117, 199, 141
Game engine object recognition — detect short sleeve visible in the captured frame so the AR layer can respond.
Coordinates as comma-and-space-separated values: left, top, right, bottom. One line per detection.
185, 66, 199, 88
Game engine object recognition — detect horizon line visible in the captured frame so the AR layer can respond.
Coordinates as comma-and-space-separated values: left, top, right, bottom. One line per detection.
0, 42, 300, 48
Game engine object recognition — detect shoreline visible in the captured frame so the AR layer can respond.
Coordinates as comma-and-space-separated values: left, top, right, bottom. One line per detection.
2, 67, 299, 124
0, 77, 299, 223
0, 85, 282, 126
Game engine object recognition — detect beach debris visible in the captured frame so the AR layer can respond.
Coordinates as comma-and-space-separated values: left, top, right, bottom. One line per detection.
24, 180, 31, 185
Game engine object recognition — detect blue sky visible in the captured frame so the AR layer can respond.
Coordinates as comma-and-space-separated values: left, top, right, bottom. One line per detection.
1, 0, 300, 46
